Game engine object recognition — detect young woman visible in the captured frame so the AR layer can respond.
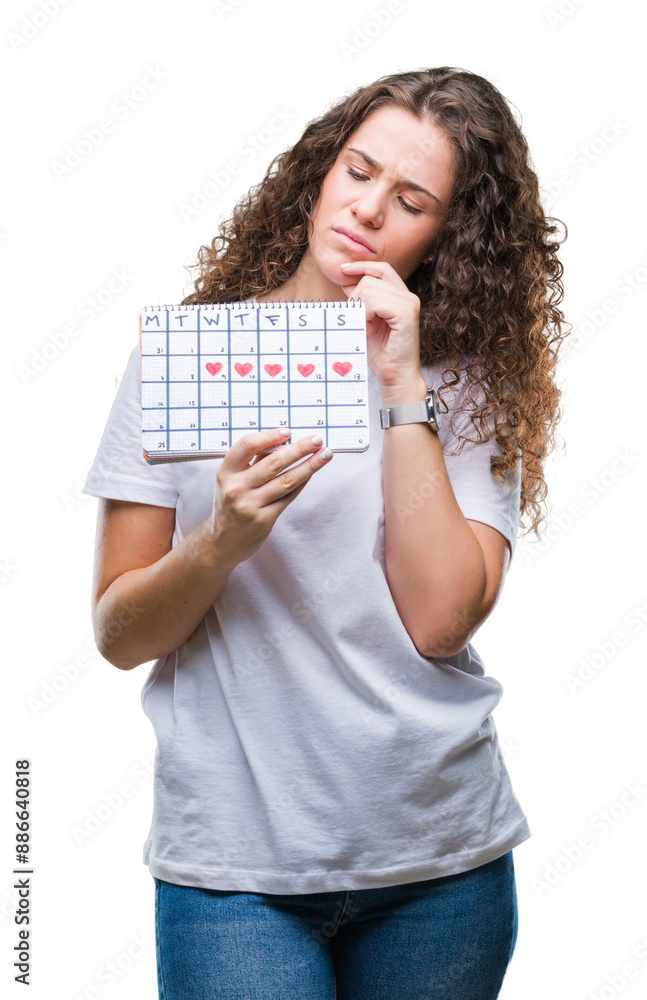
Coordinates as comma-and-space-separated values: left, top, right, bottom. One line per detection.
84, 67, 568, 999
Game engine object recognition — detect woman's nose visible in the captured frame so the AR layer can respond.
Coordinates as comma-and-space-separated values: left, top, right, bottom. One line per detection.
351, 189, 384, 228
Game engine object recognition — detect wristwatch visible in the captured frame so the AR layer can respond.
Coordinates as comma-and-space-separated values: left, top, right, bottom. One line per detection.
379, 386, 441, 432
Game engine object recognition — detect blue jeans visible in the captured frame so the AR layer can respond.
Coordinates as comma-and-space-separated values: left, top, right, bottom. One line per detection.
154, 850, 518, 999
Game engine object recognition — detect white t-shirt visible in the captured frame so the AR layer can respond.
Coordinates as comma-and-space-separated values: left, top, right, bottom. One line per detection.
83, 326, 531, 894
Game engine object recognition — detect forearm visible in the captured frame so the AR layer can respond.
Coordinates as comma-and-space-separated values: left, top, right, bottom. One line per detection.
381, 375, 488, 658
93, 519, 239, 671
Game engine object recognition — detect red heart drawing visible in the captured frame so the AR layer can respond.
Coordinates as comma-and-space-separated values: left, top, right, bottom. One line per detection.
264, 363, 283, 377
297, 363, 315, 377
234, 362, 253, 376
332, 361, 352, 377
205, 362, 222, 376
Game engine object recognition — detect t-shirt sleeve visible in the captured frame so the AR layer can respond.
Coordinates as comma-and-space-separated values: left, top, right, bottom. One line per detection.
429, 367, 522, 563
82, 342, 179, 508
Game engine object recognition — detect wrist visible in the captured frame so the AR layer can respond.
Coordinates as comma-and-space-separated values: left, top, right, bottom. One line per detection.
194, 517, 239, 573
378, 373, 428, 408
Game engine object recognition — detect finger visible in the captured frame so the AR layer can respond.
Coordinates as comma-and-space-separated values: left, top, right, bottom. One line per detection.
224, 427, 293, 473
340, 260, 398, 283
246, 432, 331, 491
268, 476, 310, 508
258, 445, 333, 508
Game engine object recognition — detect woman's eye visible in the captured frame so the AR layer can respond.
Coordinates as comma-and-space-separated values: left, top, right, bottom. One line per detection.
347, 168, 422, 216
398, 198, 422, 216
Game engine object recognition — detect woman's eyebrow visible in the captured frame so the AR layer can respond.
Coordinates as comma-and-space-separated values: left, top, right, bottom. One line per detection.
345, 146, 440, 205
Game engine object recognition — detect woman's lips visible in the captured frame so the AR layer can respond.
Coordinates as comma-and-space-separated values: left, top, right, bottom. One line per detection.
332, 228, 376, 254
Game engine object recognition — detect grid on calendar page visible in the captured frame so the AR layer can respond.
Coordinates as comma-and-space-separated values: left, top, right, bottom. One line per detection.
140, 299, 369, 463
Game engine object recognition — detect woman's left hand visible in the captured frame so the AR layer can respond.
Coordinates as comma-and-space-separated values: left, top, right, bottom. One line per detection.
339, 260, 422, 391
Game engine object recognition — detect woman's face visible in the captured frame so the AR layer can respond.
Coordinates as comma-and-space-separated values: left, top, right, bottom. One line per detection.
307, 105, 455, 289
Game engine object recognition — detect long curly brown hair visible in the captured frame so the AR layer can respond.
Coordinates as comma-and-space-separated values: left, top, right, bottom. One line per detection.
181, 67, 570, 540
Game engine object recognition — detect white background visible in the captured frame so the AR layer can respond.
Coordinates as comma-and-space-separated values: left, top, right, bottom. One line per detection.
2, 1, 645, 997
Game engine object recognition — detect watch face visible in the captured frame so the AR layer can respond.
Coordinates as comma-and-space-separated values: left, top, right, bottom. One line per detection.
427, 388, 441, 431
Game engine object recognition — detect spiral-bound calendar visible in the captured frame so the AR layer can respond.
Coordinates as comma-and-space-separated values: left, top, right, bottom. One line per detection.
140, 299, 369, 463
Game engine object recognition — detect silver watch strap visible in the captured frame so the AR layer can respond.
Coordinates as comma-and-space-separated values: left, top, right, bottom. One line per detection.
379, 398, 429, 429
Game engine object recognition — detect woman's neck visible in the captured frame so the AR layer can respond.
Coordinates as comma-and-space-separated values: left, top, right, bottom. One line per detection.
256, 248, 346, 303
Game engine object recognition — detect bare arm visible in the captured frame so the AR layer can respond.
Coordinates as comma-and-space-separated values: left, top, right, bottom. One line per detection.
91, 427, 333, 670
381, 374, 511, 659
91, 500, 240, 670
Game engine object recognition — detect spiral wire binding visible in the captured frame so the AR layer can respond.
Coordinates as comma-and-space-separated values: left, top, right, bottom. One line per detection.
141, 299, 362, 311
